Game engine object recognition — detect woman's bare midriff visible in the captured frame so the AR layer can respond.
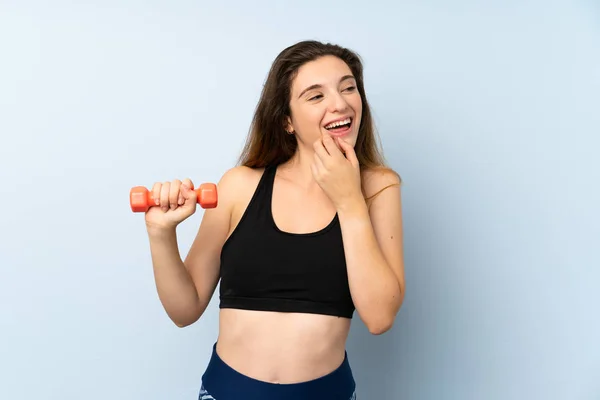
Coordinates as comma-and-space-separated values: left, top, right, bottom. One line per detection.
215, 308, 352, 384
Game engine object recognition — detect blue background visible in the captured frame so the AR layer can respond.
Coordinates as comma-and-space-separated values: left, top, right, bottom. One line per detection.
1, 1, 598, 399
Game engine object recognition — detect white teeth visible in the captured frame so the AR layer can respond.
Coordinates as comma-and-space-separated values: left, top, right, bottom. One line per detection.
325, 118, 351, 129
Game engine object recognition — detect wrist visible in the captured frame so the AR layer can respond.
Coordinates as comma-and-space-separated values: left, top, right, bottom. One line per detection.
146, 223, 177, 239
336, 194, 368, 218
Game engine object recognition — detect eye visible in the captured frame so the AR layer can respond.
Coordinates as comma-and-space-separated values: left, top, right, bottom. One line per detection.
308, 94, 323, 101
344, 86, 357, 92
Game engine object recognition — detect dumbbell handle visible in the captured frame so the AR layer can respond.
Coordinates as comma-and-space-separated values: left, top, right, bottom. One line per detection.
129, 183, 218, 212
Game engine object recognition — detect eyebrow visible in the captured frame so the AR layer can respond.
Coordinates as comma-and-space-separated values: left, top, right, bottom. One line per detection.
297, 75, 356, 99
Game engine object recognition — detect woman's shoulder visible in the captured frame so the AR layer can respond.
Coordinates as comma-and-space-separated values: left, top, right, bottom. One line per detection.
219, 165, 265, 184
361, 166, 402, 198
216, 165, 266, 199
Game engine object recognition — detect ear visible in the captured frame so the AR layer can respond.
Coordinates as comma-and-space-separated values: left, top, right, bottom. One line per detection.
284, 116, 294, 134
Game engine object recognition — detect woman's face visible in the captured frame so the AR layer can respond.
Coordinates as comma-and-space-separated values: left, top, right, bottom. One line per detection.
286, 55, 363, 150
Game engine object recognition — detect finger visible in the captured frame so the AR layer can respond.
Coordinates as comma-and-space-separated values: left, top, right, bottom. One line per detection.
179, 178, 192, 205
337, 138, 359, 166
310, 159, 320, 180
313, 151, 326, 176
319, 131, 332, 155
160, 181, 170, 212
313, 138, 330, 163
151, 182, 161, 206
181, 186, 197, 215
181, 178, 193, 189
169, 179, 181, 209
322, 134, 342, 158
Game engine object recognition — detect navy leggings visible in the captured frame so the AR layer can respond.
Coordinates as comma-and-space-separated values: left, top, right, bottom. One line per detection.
199, 343, 357, 400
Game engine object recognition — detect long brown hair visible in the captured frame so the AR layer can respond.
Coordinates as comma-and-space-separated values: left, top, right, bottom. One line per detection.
237, 40, 401, 198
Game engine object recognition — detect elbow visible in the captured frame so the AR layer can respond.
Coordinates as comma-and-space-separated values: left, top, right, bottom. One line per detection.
359, 282, 404, 335
170, 310, 202, 328
173, 316, 199, 328
174, 320, 193, 328
365, 299, 403, 335
367, 316, 395, 335
168, 299, 206, 328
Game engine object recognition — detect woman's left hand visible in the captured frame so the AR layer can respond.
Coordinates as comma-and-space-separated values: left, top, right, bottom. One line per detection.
311, 132, 363, 211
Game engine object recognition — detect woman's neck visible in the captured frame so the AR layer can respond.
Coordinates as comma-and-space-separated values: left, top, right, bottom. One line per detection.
278, 146, 321, 191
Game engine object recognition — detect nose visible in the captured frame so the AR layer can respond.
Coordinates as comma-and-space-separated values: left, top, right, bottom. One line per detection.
327, 91, 349, 113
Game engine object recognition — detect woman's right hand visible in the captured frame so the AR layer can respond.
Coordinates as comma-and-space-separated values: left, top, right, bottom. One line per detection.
144, 178, 198, 231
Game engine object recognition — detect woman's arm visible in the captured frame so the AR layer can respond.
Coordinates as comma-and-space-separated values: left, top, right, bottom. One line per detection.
148, 167, 242, 327
337, 170, 405, 335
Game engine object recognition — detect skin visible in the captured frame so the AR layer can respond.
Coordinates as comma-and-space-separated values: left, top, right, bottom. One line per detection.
144, 55, 405, 384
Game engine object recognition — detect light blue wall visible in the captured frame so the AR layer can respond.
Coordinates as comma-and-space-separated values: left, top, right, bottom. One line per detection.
1, 1, 598, 399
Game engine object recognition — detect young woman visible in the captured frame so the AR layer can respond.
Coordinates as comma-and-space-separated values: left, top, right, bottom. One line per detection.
143, 40, 405, 400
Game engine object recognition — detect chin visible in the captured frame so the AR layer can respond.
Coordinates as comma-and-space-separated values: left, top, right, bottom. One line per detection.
337, 135, 354, 146
338, 128, 358, 141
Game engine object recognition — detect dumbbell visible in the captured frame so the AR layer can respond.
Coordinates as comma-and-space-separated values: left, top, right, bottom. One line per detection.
129, 183, 218, 212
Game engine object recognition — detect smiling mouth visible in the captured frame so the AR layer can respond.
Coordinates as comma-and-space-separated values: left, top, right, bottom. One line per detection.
324, 117, 353, 136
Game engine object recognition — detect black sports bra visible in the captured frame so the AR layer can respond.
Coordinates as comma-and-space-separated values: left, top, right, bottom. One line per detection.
218, 164, 355, 318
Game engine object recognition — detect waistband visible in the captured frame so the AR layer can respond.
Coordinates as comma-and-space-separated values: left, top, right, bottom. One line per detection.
201, 342, 356, 400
